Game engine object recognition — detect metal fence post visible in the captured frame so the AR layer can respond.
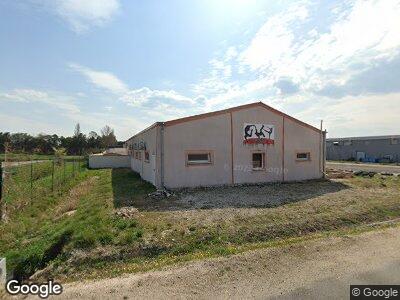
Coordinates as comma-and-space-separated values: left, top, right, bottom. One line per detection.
0, 163, 2, 200
30, 158, 33, 202
63, 159, 66, 183
0, 163, 3, 217
51, 160, 55, 193
0, 163, 7, 222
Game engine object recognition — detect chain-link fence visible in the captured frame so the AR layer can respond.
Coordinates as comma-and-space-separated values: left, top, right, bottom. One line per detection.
0, 157, 87, 221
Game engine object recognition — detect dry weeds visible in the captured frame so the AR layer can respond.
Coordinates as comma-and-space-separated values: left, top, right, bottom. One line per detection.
53, 176, 99, 219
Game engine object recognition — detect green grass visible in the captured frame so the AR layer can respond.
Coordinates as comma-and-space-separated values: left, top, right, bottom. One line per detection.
1, 168, 400, 282
2, 159, 87, 218
0, 169, 150, 280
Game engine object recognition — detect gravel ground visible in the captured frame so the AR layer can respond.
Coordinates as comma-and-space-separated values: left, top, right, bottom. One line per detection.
327, 162, 400, 174
51, 226, 400, 300
132, 180, 350, 227
140, 180, 347, 212
176, 181, 342, 209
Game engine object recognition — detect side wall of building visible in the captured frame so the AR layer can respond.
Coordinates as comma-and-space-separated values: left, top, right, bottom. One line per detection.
327, 138, 400, 162
284, 117, 323, 181
126, 126, 162, 187
163, 113, 232, 188
88, 155, 131, 169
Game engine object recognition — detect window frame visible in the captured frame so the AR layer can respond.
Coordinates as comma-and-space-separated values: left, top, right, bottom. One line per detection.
144, 151, 150, 162
185, 151, 213, 166
296, 152, 311, 162
135, 151, 142, 160
252, 151, 265, 171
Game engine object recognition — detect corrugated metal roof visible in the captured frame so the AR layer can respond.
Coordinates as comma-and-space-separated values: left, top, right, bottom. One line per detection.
327, 135, 400, 141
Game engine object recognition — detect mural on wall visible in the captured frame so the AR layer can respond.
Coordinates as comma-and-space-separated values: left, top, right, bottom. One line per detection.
243, 123, 275, 145
133, 141, 147, 150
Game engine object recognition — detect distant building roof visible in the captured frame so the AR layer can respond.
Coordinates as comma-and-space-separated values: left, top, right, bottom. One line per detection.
327, 135, 400, 141
103, 147, 128, 155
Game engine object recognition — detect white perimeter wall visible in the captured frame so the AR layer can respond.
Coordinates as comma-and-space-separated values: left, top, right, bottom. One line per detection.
89, 155, 131, 169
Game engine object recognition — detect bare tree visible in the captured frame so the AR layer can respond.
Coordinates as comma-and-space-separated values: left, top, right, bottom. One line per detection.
101, 125, 117, 148
74, 123, 81, 137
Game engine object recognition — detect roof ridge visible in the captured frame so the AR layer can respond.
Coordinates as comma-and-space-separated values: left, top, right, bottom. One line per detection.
164, 101, 321, 133
126, 101, 321, 142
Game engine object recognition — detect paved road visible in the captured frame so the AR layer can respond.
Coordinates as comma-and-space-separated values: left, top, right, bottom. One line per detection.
54, 226, 400, 300
327, 161, 400, 174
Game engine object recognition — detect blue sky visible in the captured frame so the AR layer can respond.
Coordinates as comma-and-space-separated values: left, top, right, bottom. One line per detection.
1, 0, 399, 140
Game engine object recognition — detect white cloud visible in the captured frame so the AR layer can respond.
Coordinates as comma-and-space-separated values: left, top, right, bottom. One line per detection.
121, 87, 196, 107
296, 93, 400, 137
239, 0, 400, 91
224, 46, 238, 61
1, 88, 80, 114
2, 89, 47, 102
69, 63, 128, 94
239, 1, 309, 73
51, 0, 120, 33
193, 0, 400, 117
0, 87, 148, 139
70, 63, 197, 111
0, 112, 63, 135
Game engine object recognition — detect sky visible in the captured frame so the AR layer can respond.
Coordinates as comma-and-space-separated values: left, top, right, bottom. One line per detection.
0, 0, 399, 140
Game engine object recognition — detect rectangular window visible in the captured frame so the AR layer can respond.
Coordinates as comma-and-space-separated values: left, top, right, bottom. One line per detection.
138, 151, 142, 160
144, 151, 150, 162
252, 153, 264, 170
391, 138, 398, 145
296, 152, 311, 161
186, 152, 212, 165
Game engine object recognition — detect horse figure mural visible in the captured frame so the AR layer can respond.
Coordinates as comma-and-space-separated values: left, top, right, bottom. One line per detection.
243, 124, 275, 145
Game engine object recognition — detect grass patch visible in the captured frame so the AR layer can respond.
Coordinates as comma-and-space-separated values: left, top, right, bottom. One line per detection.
0, 168, 148, 280
2, 159, 86, 218
1, 168, 400, 282
52, 171, 400, 281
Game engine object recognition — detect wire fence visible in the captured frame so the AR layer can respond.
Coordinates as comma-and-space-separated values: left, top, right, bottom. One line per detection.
0, 157, 87, 222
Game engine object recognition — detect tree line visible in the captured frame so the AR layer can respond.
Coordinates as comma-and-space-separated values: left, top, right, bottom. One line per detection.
0, 124, 118, 155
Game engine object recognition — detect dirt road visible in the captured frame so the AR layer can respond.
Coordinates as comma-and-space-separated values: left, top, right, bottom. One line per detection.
327, 161, 400, 174
54, 226, 400, 299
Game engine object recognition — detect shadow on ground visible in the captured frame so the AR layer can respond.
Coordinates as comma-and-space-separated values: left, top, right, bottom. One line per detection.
111, 169, 350, 212
111, 168, 156, 208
